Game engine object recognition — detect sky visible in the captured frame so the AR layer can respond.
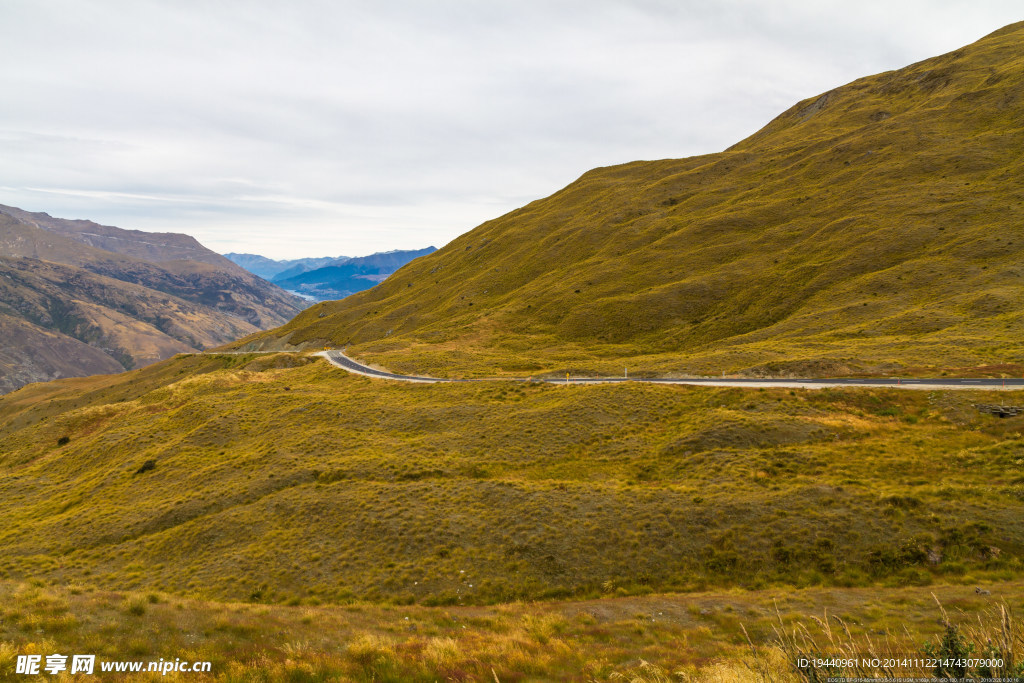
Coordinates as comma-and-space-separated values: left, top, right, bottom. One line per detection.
0, 1, 1020, 259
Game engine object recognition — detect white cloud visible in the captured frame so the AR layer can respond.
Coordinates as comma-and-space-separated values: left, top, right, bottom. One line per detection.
0, 0, 1019, 258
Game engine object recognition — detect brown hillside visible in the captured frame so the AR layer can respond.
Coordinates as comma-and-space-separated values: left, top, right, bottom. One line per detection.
0, 208, 306, 392
0, 204, 234, 266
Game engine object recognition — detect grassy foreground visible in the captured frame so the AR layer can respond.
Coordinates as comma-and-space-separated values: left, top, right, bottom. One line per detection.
2, 578, 1022, 681
1, 352, 1022, 606
1, 353, 1023, 679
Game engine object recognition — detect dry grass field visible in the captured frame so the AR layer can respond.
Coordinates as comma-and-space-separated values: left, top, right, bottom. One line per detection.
1, 578, 1022, 681
1, 353, 1022, 610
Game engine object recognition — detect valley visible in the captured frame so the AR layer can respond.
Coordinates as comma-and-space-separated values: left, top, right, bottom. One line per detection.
227, 248, 438, 302
2, 19, 1024, 682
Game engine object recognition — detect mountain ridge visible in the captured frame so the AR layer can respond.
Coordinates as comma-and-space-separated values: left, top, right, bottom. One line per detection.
237, 21, 1024, 378
0, 204, 228, 266
225, 252, 348, 281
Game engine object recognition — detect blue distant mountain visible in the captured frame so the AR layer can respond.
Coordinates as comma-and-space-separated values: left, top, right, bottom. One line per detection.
226, 247, 436, 302
224, 253, 345, 281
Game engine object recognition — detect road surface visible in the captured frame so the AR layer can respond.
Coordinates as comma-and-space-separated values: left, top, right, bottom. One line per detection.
316, 351, 1024, 390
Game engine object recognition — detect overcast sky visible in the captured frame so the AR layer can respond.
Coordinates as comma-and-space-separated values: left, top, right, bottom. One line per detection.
0, 1, 1019, 259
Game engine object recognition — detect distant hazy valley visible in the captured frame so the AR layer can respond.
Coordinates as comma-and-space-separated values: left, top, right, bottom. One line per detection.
227, 247, 437, 301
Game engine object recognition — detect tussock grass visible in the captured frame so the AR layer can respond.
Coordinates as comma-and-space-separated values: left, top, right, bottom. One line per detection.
2, 579, 1022, 681
767, 594, 1024, 680
0, 354, 1022, 605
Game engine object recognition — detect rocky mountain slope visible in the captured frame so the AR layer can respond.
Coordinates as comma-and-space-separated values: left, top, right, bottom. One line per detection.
0, 206, 306, 392
241, 22, 1024, 378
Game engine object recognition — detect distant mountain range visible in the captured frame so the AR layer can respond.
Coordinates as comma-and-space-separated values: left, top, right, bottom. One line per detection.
226, 247, 437, 301
0, 205, 306, 393
223, 253, 344, 281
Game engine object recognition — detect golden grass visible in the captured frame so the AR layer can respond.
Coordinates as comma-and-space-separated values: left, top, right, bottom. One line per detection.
1, 352, 1023, 679
1, 353, 1022, 606
2, 579, 1022, 681
769, 594, 1024, 680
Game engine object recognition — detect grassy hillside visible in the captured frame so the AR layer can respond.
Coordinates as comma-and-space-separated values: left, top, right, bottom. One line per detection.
1, 352, 1021, 607
242, 22, 1024, 378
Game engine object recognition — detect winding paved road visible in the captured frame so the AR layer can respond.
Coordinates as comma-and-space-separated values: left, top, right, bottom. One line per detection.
316, 350, 1024, 390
